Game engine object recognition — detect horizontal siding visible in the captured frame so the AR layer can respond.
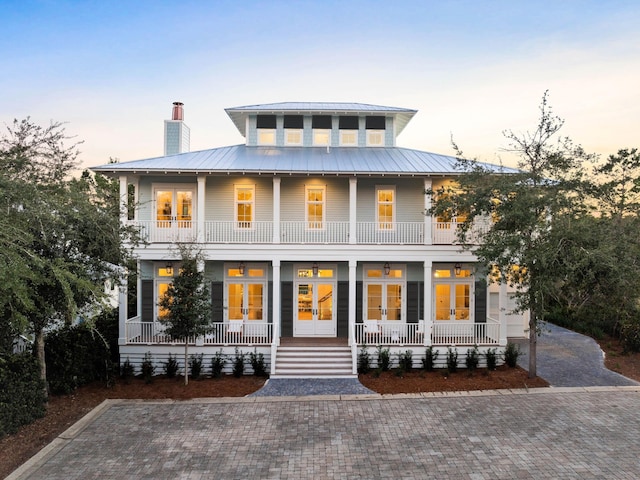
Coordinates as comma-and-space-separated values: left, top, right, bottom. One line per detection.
205, 176, 273, 222
280, 177, 349, 222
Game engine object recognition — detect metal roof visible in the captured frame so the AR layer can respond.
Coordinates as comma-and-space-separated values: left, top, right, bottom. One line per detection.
92, 145, 516, 176
225, 102, 417, 137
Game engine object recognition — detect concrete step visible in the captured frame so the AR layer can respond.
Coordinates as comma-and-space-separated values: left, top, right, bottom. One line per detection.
273, 344, 354, 378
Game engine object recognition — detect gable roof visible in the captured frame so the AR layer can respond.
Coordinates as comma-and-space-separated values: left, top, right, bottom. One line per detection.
225, 102, 417, 137
92, 145, 516, 176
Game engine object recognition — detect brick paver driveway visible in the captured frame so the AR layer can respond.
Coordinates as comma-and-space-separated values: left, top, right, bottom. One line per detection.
10, 388, 640, 479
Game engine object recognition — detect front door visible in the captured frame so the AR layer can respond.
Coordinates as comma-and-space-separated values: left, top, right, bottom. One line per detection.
224, 263, 267, 322
433, 265, 473, 322
154, 186, 196, 242
363, 264, 405, 323
293, 265, 336, 336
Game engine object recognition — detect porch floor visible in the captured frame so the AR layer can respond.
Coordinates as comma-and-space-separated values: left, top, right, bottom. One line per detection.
279, 337, 349, 347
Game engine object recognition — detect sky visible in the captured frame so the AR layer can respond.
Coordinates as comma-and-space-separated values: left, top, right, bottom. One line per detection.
1, 0, 639, 170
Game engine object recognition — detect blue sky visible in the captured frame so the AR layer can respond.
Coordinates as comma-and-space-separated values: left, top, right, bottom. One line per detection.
2, 0, 639, 169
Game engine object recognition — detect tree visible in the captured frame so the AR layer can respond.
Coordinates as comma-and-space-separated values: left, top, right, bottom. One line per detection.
157, 244, 211, 385
429, 92, 593, 378
0, 119, 130, 394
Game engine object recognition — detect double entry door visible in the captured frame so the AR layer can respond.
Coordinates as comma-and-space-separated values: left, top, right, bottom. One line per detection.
294, 264, 336, 337
154, 186, 196, 242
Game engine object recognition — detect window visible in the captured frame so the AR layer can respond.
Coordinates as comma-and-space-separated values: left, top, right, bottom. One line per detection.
312, 115, 332, 146
284, 115, 303, 146
257, 115, 276, 145
306, 185, 325, 229
235, 185, 254, 229
339, 116, 359, 146
376, 186, 395, 230
366, 116, 386, 146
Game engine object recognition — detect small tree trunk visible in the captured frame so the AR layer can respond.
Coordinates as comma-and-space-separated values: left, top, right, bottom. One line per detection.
184, 341, 189, 386
35, 328, 48, 400
528, 312, 537, 378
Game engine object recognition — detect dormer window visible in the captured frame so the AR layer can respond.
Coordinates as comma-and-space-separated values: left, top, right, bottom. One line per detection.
366, 116, 386, 147
284, 115, 303, 146
339, 116, 359, 146
312, 115, 331, 146
257, 115, 276, 145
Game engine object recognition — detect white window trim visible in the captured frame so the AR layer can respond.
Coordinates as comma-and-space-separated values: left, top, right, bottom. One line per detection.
257, 129, 276, 146
285, 128, 303, 146
234, 184, 255, 230
305, 185, 326, 230
313, 129, 331, 146
366, 129, 385, 147
375, 185, 395, 231
339, 130, 358, 146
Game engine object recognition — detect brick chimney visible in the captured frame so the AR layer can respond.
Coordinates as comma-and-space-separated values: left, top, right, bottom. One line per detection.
164, 101, 190, 156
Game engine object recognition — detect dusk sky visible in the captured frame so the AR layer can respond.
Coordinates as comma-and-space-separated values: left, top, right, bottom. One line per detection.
2, 0, 638, 170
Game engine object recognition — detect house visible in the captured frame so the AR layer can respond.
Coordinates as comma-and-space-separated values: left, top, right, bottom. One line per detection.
91, 101, 528, 377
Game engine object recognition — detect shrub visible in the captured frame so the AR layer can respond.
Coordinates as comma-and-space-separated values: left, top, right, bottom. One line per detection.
398, 349, 413, 373
45, 323, 112, 394
485, 348, 497, 371
465, 346, 480, 373
249, 348, 268, 377
357, 346, 371, 374
0, 353, 47, 437
504, 342, 521, 368
422, 346, 438, 371
377, 346, 391, 371
232, 348, 245, 377
189, 353, 204, 380
164, 353, 179, 378
210, 350, 226, 378
446, 347, 458, 373
141, 352, 155, 384
619, 318, 640, 353
120, 357, 134, 383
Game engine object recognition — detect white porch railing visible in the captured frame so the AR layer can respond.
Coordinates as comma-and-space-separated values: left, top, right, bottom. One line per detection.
280, 221, 350, 244
124, 318, 272, 345
432, 219, 491, 245
355, 322, 424, 345
431, 318, 500, 345
356, 222, 424, 244
204, 221, 274, 244
129, 220, 198, 243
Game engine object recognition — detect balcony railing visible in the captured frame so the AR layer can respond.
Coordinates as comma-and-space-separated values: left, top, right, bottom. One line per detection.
128, 220, 487, 245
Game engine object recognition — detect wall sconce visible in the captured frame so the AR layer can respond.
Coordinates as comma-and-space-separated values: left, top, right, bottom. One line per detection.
384, 262, 391, 276
312, 262, 319, 276
165, 262, 173, 276
238, 261, 245, 275
454, 263, 462, 276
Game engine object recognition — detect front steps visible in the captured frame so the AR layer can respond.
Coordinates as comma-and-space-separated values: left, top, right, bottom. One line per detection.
272, 344, 356, 378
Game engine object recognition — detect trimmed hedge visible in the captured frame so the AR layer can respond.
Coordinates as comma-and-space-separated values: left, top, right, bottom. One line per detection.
0, 353, 46, 437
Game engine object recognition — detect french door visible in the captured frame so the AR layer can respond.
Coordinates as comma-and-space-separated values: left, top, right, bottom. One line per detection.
293, 264, 336, 336
434, 282, 472, 321
363, 264, 405, 323
154, 186, 195, 241
225, 263, 267, 323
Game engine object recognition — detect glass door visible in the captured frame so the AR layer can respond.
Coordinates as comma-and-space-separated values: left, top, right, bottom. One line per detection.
154, 187, 195, 241
293, 265, 336, 337
225, 264, 267, 323
363, 265, 405, 323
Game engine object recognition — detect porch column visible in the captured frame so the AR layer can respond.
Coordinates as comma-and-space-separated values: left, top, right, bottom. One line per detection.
271, 260, 281, 376
348, 259, 357, 342
273, 177, 281, 244
118, 273, 127, 346
424, 178, 432, 245
119, 175, 128, 225
349, 177, 357, 244
197, 176, 206, 243
423, 260, 432, 346
499, 281, 508, 346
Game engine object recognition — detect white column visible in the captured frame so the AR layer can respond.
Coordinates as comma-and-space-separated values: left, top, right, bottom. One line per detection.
119, 175, 128, 225
423, 260, 433, 346
424, 178, 432, 245
273, 177, 281, 244
197, 176, 206, 243
271, 260, 281, 376
349, 259, 357, 374
349, 177, 357, 244
118, 273, 128, 346
499, 281, 508, 346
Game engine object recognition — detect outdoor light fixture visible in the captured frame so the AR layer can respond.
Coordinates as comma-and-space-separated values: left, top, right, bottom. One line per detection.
165, 262, 173, 275
454, 263, 462, 276
384, 262, 391, 275
312, 262, 319, 276
238, 261, 245, 275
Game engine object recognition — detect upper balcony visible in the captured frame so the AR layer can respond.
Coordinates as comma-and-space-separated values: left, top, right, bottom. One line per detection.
128, 219, 488, 246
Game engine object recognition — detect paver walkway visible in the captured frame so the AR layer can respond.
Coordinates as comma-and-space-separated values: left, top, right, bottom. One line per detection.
513, 323, 639, 387
10, 388, 640, 479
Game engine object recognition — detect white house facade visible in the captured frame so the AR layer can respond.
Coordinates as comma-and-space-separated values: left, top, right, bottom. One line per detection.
92, 102, 528, 377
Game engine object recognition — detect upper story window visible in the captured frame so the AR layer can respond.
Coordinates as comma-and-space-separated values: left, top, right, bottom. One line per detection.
306, 185, 325, 230
339, 116, 358, 146
312, 115, 332, 146
257, 115, 276, 145
366, 116, 386, 147
376, 186, 395, 230
235, 185, 255, 229
284, 115, 303, 146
